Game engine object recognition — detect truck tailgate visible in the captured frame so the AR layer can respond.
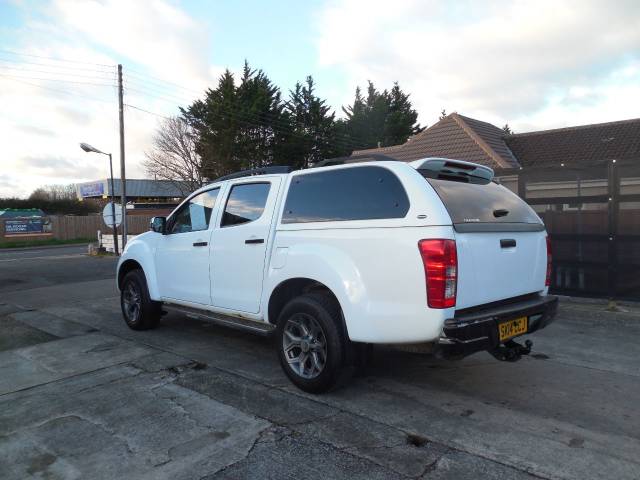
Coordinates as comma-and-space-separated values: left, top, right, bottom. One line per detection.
455, 230, 547, 309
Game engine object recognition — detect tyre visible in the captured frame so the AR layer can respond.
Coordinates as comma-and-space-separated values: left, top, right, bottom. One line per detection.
276, 293, 347, 393
120, 269, 161, 330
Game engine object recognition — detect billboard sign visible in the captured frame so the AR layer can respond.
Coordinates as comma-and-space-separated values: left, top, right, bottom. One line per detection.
80, 182, 105, 197
4, 218, 48, 236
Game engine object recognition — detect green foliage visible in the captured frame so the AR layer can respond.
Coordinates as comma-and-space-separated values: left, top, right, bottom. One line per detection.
182, 62, 424, 177
183, 62, 288, 178
343, 81, 423, 150
279, 76, 350, 168
0, 197, 99, 215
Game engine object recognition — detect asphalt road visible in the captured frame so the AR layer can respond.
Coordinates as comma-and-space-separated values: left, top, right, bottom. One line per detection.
0, 246, 639, 479
0, 244, 114, 294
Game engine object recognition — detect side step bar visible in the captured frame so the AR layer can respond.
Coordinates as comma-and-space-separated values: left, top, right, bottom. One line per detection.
163, 303, 275, 337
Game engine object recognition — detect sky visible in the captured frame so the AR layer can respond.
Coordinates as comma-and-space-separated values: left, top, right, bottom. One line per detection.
0, 0, 639, 198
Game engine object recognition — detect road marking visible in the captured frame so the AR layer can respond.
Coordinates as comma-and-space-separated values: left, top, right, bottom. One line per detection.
0, 254, 86, 263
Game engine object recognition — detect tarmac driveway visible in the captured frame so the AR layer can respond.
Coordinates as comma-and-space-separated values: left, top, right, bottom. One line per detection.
0, 246, 639, 479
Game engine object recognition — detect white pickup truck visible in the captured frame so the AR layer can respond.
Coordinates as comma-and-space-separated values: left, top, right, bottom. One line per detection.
116, 157, 557, 392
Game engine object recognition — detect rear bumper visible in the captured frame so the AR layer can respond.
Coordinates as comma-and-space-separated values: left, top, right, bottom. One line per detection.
437, 294, 558, 358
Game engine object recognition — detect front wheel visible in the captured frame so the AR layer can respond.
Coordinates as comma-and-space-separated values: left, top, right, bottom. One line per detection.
120, 269, 161, 330
276, 293, 347, 393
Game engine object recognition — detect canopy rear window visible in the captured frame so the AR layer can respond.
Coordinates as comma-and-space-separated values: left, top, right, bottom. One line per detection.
422, 174, 544, 232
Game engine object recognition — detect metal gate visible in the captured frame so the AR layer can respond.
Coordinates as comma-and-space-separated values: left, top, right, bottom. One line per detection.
496, 159, 640, 300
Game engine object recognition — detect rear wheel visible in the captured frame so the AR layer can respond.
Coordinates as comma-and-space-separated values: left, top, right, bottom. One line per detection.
276, 293, 347, 393
120, 269, 161, 330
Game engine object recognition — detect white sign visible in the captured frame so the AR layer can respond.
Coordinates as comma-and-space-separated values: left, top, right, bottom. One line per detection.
102, 202, 122, 229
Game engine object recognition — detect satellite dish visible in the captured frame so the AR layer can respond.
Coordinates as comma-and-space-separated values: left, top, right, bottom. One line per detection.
102, 202, 122, 229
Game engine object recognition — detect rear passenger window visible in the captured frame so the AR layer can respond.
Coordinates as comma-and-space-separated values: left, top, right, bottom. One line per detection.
221, 183, 271, 227
282, 166, 409, 223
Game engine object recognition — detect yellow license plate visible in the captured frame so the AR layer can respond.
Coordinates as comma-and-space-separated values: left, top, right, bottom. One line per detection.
498, 317, 528, 341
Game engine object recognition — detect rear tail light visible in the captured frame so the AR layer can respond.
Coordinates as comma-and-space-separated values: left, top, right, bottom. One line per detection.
418, 239, 457, 309
545, 236, 552, 287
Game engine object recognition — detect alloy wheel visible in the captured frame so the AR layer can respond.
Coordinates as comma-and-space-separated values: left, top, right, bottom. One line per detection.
122, 281, 142, 323
282, 313, 327, 379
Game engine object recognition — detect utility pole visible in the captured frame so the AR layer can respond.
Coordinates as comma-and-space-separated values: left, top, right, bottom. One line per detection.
108, 153, 119, 256
117, 64, 128, 248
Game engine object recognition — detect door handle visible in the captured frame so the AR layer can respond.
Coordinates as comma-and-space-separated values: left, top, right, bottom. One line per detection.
245, 238, 264, 244
500, 239, 516, 248
193, 241, 208, 247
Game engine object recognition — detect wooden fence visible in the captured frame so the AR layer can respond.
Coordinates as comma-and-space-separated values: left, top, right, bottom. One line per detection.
0, 214, 154, 244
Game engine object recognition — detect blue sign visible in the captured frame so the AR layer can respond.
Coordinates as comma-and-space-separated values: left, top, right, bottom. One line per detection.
80, 182, 105, 197
4, 218, 45, 236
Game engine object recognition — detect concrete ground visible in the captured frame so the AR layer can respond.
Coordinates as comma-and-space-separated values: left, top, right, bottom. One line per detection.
0, 245, 639, 479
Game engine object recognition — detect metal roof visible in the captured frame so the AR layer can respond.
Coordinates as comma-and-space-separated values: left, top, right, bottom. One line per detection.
0, 208, 45, 218
76, 179, 189, 199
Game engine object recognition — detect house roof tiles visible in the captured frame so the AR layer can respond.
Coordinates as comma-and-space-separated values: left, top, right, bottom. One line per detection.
349, 113, 640, 170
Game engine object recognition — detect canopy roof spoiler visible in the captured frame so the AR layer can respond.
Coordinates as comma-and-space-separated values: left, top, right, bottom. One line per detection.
409, 157, 495, 183
312, 153, 399, 168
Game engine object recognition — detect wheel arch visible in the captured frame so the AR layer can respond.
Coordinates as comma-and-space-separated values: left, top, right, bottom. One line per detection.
117, 259, 144, 289
267, 277, 348, 335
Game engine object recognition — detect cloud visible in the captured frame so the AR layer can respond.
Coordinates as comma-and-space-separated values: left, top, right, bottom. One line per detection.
14, 125, 57, 137
50, 0, 213, 92
315, 0, 640, 130
0, 174, 17, 190
1, 0, 221, 198
20, 155, 102, 179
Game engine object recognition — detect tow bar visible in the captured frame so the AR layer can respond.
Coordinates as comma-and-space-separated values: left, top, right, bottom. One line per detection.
490, 339, 533, 362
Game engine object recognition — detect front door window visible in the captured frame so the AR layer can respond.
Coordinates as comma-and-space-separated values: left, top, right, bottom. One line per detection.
169, 189, 219, 234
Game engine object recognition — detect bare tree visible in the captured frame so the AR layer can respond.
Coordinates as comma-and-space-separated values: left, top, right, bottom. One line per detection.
144, 116, 205, 196
29, 183, 77, 201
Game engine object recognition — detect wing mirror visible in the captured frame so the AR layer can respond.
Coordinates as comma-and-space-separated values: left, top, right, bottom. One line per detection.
150, 216, 166, 234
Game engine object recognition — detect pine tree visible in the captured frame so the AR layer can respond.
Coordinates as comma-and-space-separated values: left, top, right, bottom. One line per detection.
183, 61, 287, 178
384, 82, 422, 145
281, 76, 342, 168
343, 81, 422, 150
182, 69, 239, 179
502, 123, 513, 135
183, 64, 425, 174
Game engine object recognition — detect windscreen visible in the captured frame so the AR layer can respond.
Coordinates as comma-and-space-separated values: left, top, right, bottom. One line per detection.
423, 174, 544, 232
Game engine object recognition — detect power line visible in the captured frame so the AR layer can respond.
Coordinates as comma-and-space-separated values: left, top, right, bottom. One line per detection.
0, 65, 116, 81
126, 71, 202, 97
123, 80, 352, 146
1, 57, 362, 153
120, 70, 363, 151
124, 83, 194, 105
124, 79, 198, 104
124, 99, 360, 153
0, 58, 115, 74
125, 67, 202, 95
0, 48, 115, 67
0, 73, 115, 86
124, 103, 172, 119
0, 74, 115, 103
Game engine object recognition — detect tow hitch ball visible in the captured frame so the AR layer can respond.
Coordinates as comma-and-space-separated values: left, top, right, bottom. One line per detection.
490, 339, 533, 362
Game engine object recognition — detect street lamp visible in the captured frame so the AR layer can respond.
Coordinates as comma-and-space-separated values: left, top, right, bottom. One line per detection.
80, 142, 119, 255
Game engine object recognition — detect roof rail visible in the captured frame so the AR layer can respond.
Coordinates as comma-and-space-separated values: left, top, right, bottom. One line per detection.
311, 153, 399, 168
214, 165, 294, 182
